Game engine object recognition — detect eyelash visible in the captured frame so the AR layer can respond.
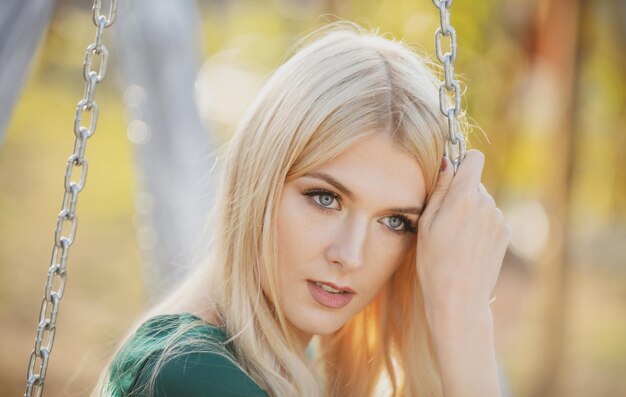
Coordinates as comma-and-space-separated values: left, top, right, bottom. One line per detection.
301, 188, 417, 235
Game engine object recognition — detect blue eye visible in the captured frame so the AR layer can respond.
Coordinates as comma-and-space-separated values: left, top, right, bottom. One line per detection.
300, 187, 417, 235
317, 193, 335, 207
380, 215, 417, 234
302, 189, 341, 211
388, 216, 404, 229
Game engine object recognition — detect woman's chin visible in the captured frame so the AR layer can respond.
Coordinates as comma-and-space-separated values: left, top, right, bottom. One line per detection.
289, 312, 349, 337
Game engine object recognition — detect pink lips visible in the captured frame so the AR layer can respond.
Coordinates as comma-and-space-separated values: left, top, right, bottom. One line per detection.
307, 280, 355, 309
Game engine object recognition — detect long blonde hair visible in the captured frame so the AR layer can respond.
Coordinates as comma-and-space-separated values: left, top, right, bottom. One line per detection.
96, 21, 465, 397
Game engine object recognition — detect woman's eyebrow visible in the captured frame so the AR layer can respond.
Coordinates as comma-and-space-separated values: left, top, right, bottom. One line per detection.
303, 172, 355, 199
387, 206, 424, 216
302, 171, 424, 215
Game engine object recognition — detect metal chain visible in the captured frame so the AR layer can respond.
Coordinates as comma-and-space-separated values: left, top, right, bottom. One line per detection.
432, 0, 466, 174
24, 1, 117, 396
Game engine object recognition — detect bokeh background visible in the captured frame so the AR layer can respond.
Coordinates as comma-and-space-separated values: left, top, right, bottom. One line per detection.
1, 0, 625, 396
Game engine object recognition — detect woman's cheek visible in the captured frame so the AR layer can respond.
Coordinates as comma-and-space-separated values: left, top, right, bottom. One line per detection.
370, 233, 412, 276
279, 190, 331, 256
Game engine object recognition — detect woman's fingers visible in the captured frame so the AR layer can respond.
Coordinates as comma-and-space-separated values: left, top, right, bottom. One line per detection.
420, 155, 454, 228
478, 183, 496, 207
421, 150, 494, 232
450, 149, 485, 194
416, 148, 508, 317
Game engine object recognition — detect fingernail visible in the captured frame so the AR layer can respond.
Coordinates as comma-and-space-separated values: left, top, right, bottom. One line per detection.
440, 157, 447, 173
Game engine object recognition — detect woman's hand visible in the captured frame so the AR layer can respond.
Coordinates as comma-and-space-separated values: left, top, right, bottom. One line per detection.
417, 149, 511, 331
415, 149, 511, 397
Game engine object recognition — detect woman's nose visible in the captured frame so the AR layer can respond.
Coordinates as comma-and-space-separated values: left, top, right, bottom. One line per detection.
325, 215, 367, 271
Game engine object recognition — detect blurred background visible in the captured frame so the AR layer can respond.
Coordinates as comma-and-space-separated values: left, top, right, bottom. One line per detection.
1, 0, 625, 396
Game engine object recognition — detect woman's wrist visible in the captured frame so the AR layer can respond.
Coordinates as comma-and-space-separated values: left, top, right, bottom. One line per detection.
426, 305, 495, 343
428, 308, 502, 397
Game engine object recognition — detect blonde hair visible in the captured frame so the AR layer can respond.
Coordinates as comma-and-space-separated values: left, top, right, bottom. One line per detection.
96, 21, 467, 397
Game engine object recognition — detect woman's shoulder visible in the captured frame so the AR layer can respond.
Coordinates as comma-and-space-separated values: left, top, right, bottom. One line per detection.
134, 312, 226, 340
108, 313, 269, 397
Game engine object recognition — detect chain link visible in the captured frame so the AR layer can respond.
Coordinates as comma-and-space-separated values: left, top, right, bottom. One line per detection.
23, 1, 117, 396
432, 0, 466, 174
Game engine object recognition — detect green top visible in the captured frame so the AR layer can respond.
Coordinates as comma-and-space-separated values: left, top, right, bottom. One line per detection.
106, 313, 269, 397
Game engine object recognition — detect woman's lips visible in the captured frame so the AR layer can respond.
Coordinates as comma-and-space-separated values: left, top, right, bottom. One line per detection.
307, 280, 355, 309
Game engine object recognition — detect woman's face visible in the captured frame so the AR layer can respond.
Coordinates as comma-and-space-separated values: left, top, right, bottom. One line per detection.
274, 133, 428, 346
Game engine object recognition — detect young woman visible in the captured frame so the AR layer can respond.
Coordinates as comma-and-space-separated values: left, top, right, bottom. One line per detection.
95, 21, 511, 397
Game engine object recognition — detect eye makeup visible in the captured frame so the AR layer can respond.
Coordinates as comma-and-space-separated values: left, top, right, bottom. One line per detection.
300, 187, 418, 235
301, 188, 341, 210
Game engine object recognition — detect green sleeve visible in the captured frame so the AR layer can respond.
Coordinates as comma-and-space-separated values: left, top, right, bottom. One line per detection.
136, 348, 270, 397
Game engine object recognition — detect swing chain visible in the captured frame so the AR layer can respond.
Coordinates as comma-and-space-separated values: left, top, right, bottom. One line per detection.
432, 0, 466, 174
24, 1, 117, 396
93, 0, 117, 28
